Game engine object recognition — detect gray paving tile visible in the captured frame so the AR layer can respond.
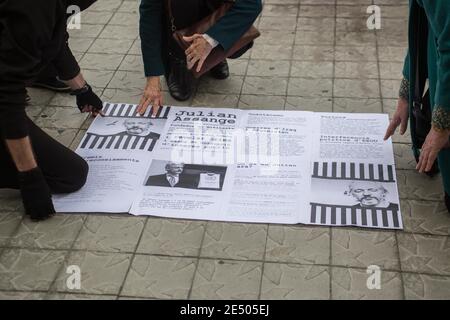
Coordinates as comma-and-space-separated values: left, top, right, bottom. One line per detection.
36, 107, 88, 129
293, 45, 334, 61
89, 38, 134, 54
242, 76, 288, 96
331, 267, 403, 300
201, 223, 267, 260
403, 273, 450, 300
52, 251, 132, 295
335, 61, 379, 79
73, 216, 146, 253
334, 79, 380, 99
0, 291, 46, 300
80, 53, 124, 71
192, 93, 239, 108
0, 190, 22, 213
47, 293, 117, 299
9, 214, 85, 250
396, 170, 444, 201
291, 61, 333, 78
288, 78, 332, 97
285, 96, 333, 112
398, 233, 450, 276
252, 44, 294, 60
0, 212, 22, 247
333, 98, 382, 113
239, 95, 286, 110
121, 255, 196, 299
332, 229, 400, 271
334, 45, 377, 62
0, 248, 67, 291
266, 226, 330, 264
198, 76, 244, 95
401, 200, 450, 236
137, 218, 205, 257
247, 60, 291, 77
393, 143, 417, 170
191, 259, 262, 300
261, 264, 330, 300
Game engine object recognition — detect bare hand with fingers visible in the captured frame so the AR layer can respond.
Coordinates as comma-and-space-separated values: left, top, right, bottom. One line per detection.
183, 34, 213, 73
384, 97, 409, 140
138, 76, 163, 117
416, 128, 450, 173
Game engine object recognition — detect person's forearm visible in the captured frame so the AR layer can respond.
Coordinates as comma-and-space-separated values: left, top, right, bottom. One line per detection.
63, 72, 86, 90
5, 137, 37, 172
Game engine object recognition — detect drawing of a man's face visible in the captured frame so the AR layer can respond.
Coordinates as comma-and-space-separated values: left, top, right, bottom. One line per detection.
166, 162, 184, 175
348, 182, 387, 207
123, 119, 152, 136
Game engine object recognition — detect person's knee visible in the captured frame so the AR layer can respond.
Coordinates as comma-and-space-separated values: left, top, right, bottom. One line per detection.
69, 157, 89, 192
52, 157, 89, 194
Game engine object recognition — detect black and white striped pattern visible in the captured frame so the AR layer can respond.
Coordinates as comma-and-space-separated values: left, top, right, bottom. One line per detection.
310, 203, 402, 229
102, 103, 171, 119
312, 162, 395, 182
80, 132, 158, 151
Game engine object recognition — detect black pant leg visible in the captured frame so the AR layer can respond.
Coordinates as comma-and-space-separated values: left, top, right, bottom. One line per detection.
0, 117, 88, 194
0, 139, 20, 189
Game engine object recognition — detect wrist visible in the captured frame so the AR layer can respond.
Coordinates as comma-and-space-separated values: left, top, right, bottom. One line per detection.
147, 76, 161, 89
431, 106, 450, 132
71, 83, 91, 96
147, 76, 160, 84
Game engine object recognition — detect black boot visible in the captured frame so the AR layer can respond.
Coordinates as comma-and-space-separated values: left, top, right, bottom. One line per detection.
166, 57, 193, 101
210, 60, 229, 80
32, 77, 71, 92
445, 192, 450, 213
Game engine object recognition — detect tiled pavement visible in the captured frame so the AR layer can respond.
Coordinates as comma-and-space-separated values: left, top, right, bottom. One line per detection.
1, 0, 450, 300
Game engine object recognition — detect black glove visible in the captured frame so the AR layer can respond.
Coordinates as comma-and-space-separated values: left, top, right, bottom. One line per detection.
18, 167, 56, 221
71, 83, 103, 113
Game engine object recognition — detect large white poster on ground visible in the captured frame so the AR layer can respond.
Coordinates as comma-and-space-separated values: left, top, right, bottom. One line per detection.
53, 103, 402, 230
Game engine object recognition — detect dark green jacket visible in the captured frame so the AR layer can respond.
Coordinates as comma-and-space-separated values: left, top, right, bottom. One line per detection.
402, 0, 450, 193
139, 0, 262, 77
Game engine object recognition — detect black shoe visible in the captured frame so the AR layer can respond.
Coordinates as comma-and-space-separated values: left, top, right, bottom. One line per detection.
32, 77, 71, 93
210, 60, 229, 80
167, 57, 193, 101
445, 192, 450, 213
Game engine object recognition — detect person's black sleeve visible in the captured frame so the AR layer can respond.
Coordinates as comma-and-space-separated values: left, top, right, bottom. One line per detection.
51, 31, 81, 81
0, 0, 69, 140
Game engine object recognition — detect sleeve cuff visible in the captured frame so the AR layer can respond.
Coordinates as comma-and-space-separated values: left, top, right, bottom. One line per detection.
432, 106, 450, 131
203, 34, 219, 49
399, 78, 410, 101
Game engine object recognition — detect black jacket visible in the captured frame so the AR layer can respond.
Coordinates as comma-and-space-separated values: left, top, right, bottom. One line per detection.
0, 0, 95, 140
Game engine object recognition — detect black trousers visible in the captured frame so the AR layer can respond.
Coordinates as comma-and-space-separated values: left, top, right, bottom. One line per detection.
0, 117, 88, 194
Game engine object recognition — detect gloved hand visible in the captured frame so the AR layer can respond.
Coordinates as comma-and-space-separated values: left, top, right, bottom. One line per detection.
18, 167, 56, 221
71, 83, 104, 116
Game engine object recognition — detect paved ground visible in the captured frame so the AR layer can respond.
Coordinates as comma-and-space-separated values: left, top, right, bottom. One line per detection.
1, 0, 450, 300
